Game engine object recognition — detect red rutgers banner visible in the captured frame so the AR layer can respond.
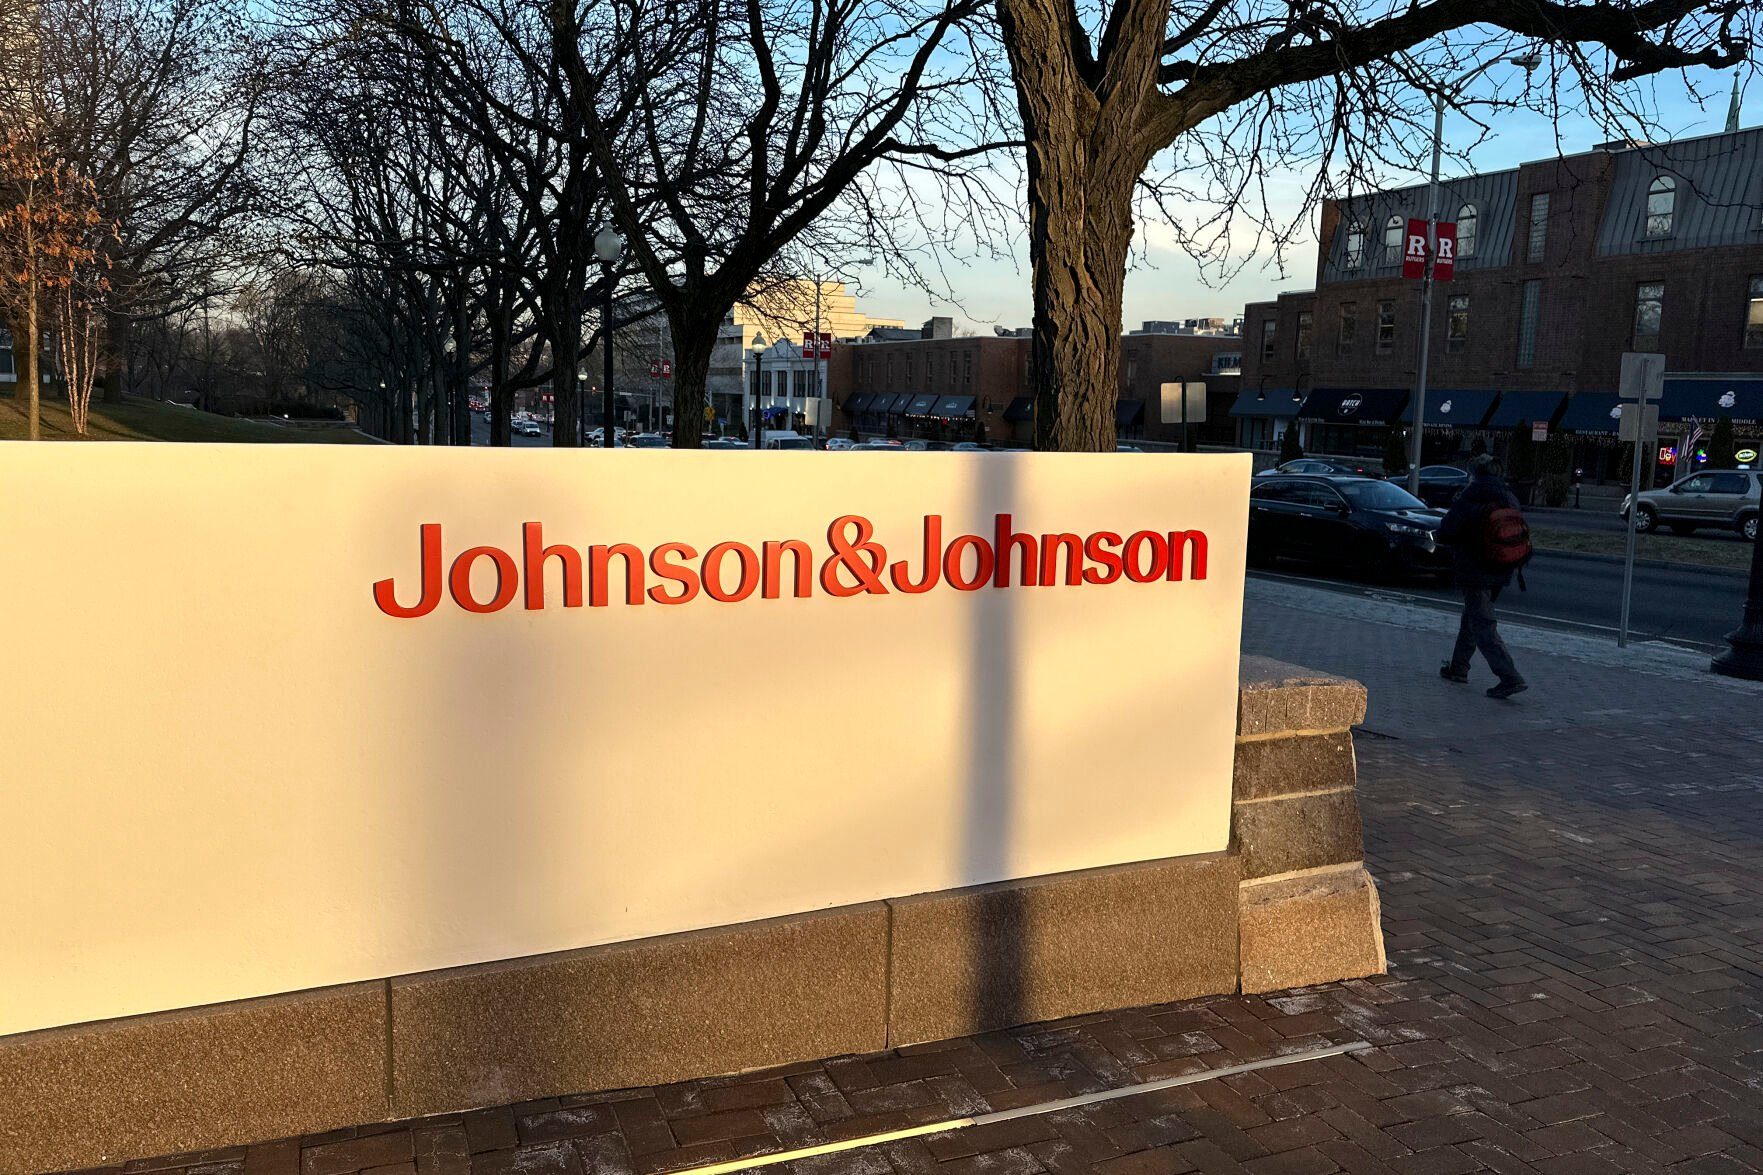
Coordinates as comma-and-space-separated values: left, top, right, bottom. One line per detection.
1402, 218, 1429, 279
1434, 222, 1456, 281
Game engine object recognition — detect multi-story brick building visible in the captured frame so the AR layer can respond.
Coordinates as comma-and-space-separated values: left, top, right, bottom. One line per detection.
832, 320, 1242, 446
1235, 125, 1763, 481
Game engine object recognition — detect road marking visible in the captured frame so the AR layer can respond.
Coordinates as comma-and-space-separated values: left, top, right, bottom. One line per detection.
667, 1042, 1374, 1175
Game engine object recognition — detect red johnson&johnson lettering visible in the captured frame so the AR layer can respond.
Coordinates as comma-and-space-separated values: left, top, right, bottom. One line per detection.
373, 514, 1208, 618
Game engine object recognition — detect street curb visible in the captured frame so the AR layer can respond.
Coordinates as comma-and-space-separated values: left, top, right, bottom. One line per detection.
1535, 545, 1748, 579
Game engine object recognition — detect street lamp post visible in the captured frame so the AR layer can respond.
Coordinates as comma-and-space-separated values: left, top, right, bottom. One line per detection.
1408, 51, 1541, 496
751, 344, 766, 450
1713, 529, 1763, 678
593, 225, 625, 449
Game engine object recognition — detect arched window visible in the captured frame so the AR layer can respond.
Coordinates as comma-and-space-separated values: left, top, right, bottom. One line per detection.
1646, 176, 1675, 238
1345, 222, 1365, 268
1383, 215, 1403, 264
1456, 204, 1478, 259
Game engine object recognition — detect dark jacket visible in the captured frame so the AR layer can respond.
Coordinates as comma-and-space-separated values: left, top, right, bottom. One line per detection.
1439, 473, 1522, 590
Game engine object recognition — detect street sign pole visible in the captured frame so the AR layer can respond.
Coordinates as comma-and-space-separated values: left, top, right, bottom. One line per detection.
1619, 416, 1643, 649
1617, 353, 1666, 648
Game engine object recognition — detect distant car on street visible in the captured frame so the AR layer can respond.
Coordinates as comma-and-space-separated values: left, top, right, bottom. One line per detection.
825, 437, 858, 451
1256, 457, 1385, 478
1622, 469, 1762, 539
703, 437, 746, 449
950, 441, 990, 452
627, 433, 669, 448
849, 440, 903, 452
1412, 464, 1471, 508
513, 420, 542, 437
1249, 474, 1449, 579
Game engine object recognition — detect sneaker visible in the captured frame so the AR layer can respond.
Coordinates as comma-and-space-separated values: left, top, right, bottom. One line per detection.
1439, 664, 1468, 683
1487, 680, 1529, 699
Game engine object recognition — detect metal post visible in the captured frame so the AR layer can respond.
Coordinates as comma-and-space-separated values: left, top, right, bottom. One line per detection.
1408, 89, 1446, 497
752, 349, 764, 450
1618, 416, 1643, 648
602, 273, 615, 449
1712, 506, 1763, 677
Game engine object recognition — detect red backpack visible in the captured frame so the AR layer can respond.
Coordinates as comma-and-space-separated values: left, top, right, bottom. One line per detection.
1479, 506, 1532, 570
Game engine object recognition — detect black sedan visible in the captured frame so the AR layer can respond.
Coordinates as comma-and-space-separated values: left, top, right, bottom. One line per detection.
1248, 475, 1452, 579
1410, 464, 1471, 507
1255, 457, 1386, 478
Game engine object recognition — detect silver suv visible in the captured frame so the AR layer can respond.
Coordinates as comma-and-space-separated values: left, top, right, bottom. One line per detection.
1622, 470, 1762, 540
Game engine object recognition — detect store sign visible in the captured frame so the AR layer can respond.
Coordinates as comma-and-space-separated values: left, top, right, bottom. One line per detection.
0, 446, 1250, 1037
1737, 448, 1758, 463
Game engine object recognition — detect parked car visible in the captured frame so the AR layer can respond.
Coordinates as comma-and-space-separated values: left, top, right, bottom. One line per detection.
627, 433, 669, 448
1411, 464, 1471, 508
1622, 469, 1762, 539
703, 437, 746, 449
951, 442, 991, 452
1255, 457, 1385, 478
1248, 475, 1450, 578
825, 437, 858, 451
513, 420, 542, 437
849, 440, 904, 451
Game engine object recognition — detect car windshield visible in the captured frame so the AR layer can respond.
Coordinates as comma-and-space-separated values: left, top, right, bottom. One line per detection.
1338, 480, 1428, 511
773, 438, 815, 450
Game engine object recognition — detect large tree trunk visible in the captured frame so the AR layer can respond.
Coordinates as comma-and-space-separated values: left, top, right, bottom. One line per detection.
997, 0, 1168, 451
549, 305, 582, 447
668, 308, 717, 449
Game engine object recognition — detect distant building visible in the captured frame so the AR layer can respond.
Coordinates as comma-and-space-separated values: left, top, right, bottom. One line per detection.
1235, 125, 1763, 482
1132, 318, 1240, 336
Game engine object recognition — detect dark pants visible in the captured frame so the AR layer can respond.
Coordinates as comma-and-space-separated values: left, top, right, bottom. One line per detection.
1449, 585, 1522, 685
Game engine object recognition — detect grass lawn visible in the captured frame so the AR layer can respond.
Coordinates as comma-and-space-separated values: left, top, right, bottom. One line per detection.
1530, 525, 1755, 571
0, 392, 379, 444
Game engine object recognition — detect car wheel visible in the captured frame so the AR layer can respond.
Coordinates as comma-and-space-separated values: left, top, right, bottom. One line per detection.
1669, 521, 1696, 536
1634, 506, 1657, 534
1744, 516, 1759, 543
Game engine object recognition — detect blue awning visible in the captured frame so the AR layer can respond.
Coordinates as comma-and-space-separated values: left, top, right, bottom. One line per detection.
931, 395, 975, 418
845, 393, 873, 413
1557, 392, 1625, 435
870, 393, 906, 415
1486, 390, 1566, 430
1002, 395, 1033, 422
1229, 387, 1301, 418
1399, 388, 1498, 428
1657, 378, 1763, 424
1296, 387, 1408, 427
903, 393, 940, 417
1116, 398, 1146, 425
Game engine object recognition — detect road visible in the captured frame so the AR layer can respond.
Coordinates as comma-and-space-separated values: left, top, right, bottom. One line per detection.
469, 413, 553, 447
1252, 549, 1748, 652
1528, 504, 1754, 542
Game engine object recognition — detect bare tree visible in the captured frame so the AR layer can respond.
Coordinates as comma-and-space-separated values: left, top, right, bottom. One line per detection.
995, 0, 1758, 448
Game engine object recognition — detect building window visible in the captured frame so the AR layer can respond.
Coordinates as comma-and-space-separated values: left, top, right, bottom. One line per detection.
1295, 312, 1313, 360
886, 355, 894, 385
1260, 318, 1277, 361
1126, 355, 1138, 383
1517, 280, 1541, 367
1746, 276, 1763, 349
0, 326, 14, 381
1633, 282, 1664, 349
1376, 300, 1396, 354
1645, 176, 1676, 239
905, 354, 914, 388
1338, 303, 1357, 354
1456, 204, 1477, 259
1383, 216, 1403, 265
1345, 222, 1364, 268
1527, 193, 1549, 262
1446, 296, 1469, 354
964, 350, 974, 388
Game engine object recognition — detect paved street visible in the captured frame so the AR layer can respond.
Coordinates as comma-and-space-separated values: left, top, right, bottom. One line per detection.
94, 577, 1763, 1175
1253, 550, 1748, 651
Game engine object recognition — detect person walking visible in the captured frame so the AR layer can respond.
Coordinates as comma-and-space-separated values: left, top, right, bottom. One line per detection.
1438, 453, 1530, 699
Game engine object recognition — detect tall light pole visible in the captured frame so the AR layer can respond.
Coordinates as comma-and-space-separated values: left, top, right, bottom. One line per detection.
594, 225, 625, 449
1408, 51, 1541, 496
751, 343, 765, 450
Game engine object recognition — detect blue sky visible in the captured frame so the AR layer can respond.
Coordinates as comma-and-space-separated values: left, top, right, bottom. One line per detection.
850, 65, 1751, 336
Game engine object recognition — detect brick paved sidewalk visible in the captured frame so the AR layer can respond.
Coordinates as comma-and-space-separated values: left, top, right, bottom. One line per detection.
75, 583, 1763, 1175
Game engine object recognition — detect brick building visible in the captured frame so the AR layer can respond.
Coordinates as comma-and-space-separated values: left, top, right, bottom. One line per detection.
1236, 125, 1763, 481
832, 320, 1242, 446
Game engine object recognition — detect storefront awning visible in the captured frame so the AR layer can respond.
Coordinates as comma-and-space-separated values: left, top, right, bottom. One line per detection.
1556, 392, 1624, 435
1229, 388, 1300, 417
1486, 390, 1566, 430
845, 393, 873, 414
1002, 395, 1034, 422
1296, 387, 1408, 427
871, 393, 906, 415
1657, 378, 1763, 424
932, 395, 976, 418
904, 393, 940, 417
1399, 388, 1498, 428
1116, 398, 1146, 426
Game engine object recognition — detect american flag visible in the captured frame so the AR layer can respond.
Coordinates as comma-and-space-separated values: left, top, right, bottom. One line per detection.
1678, 419, 1706, 478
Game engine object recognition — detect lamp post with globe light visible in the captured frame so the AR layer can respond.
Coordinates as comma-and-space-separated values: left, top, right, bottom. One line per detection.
750, 343, 765, 450
593, 226, 624, 448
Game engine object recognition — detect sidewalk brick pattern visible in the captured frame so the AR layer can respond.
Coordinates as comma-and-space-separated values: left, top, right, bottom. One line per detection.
63, 707, 1763, 1174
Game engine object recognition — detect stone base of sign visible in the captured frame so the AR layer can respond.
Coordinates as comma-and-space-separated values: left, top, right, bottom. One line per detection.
0, 656, 1383, 1175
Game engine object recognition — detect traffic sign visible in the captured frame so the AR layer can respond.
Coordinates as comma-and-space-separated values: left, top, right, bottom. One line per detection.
1618, 401, 1659, 443
1619, 352, 1665, 401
